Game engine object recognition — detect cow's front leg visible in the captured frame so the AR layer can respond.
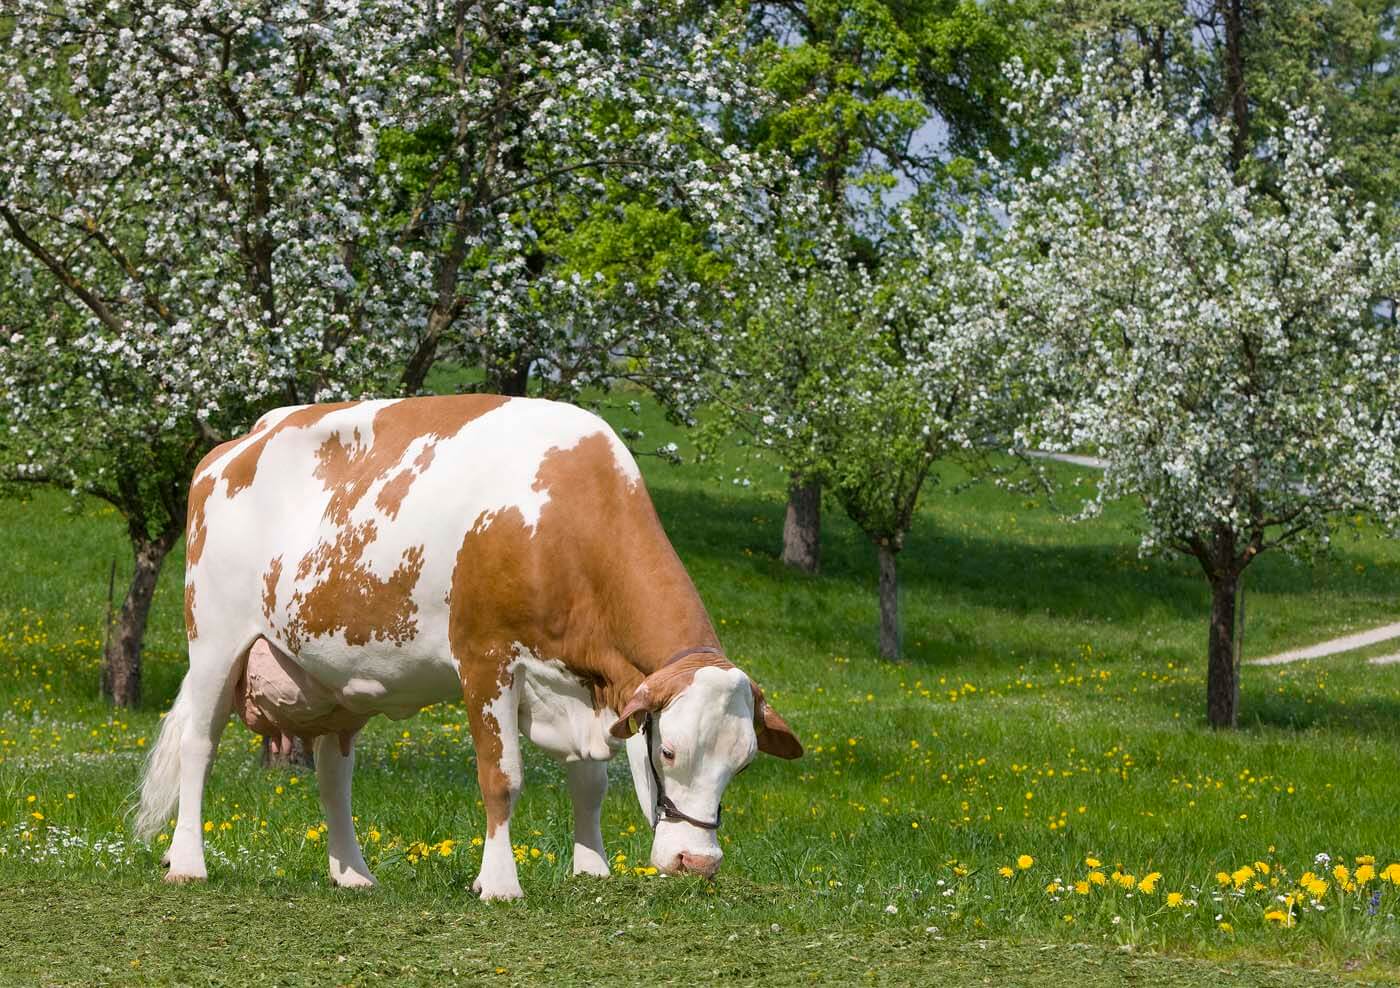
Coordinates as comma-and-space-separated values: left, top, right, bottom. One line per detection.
314, 733, 375, 888
465, 670, 524, 901
567, 760, 610, 878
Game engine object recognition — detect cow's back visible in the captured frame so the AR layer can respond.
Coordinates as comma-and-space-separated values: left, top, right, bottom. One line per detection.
185, 395, 646, 714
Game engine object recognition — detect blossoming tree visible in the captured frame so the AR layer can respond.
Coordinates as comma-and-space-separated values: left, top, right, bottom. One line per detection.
0, 0, 779, 706
997, 59, 1400, 726
707, 207, 1011, 659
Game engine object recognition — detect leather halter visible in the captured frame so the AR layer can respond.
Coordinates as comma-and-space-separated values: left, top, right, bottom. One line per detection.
643, 645, 725, 831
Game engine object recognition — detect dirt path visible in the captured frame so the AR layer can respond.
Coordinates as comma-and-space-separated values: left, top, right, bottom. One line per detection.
1248, 621, 1400, 666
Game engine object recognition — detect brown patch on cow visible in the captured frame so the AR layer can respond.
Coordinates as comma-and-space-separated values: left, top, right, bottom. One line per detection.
447, 431, 722, 723
374, 469, 415, 520
313, 395, 509, 525
184, 584, 198, 641
184, 472, 219, 568
261, 555, 283, 621
413, 444, 436, 472
284, 521, 425, 649
462, 658, 517, 838
221, 402, 357, 498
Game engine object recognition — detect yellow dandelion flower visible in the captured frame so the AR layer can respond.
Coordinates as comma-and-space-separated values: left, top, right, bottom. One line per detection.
998, 866, 1014, 878
1088, 870, 1106, 886
305, 828, 321, 842
1355, 864, 1376, 885
1138, 872, 1161, 894
1166, 892, 1184, 908
1231, 865, 1254, 888
1074, 881, 1090, 895
1084, 857, 1101, 868
1017, 855, 1034, 870
1215, 871, 1231, 886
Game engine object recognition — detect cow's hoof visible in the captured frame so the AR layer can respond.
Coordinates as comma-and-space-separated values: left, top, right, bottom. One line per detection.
572, 863, 610, 879
473, 875, 524, 902
332, 871, 377, 889
478, 887, 525, 902
163, 870, 207, 884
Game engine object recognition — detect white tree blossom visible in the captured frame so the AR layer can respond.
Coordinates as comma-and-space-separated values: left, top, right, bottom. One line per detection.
0, 0, 786, 704
994, 56, 1400, 725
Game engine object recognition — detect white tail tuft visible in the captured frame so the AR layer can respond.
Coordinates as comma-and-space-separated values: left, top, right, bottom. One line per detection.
132, 678, 190, 840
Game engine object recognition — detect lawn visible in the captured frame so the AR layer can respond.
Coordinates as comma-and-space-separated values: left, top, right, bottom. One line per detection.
2, 394, 1400, 986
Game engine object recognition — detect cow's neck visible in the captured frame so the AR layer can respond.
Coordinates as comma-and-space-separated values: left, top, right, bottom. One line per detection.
596, 534, 722, 714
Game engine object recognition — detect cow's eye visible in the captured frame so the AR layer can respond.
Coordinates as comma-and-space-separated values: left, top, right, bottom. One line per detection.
660, 743, 676, 762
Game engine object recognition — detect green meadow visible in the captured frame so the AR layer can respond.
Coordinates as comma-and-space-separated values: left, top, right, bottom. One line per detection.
2, 396, 1400, 986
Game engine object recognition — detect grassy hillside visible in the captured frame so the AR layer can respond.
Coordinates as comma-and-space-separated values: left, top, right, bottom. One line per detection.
2, 394, 1399, 985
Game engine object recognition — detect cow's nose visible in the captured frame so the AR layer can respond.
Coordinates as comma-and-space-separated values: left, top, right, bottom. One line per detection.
677, 852, 721, 878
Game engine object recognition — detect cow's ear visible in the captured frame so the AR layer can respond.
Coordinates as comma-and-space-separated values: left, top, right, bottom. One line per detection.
751, 685, 803, 759
609, 684, 657, 740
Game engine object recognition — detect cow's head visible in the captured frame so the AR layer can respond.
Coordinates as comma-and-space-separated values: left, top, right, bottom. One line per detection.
609, 659, 801, 878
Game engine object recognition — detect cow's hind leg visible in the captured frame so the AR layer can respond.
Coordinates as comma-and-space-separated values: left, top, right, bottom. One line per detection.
464, 666, 524, 902
314, 733, 376, 888
567, 760, 609, 878
162, 639, 245, 882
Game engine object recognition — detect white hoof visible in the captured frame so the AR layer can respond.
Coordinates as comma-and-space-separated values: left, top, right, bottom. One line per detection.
164, 868, 207, 884
331, 870, 377, 889
572, 857, 611, 879
473, 875, 524, 902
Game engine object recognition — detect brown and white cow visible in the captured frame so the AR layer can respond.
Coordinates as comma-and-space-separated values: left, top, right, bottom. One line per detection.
135, 395, 801, 899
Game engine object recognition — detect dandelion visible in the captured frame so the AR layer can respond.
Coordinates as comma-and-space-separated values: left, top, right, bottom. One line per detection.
1017, 855, 1034, 870
1166, 892, 1184, 908
998, 866, 1014, 878
1084, 857, 1101, 868
1088, 870, 1106, 886
1264, 909, 1294, 927
305, 828, 320, 842
1139, 872, 1161, 894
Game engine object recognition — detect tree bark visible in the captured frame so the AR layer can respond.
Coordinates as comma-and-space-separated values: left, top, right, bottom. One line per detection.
877, 543, 900, 661
102, 529, 178, 708
1219, 0, 1251, 170
1206, 571, 1241, 728
781, 478, 822, 573
485, 351, 531, 397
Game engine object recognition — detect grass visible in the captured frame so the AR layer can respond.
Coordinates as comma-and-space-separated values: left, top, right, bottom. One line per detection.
3, 393, 1400, 985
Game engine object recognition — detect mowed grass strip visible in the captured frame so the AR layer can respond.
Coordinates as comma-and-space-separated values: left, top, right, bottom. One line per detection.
0, 879, 1386, 988
2, 396, 1400, 983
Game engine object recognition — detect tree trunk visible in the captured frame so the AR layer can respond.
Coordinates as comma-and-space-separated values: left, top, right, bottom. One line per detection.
262, 734, 314, 769
102, 530, 178, 708
1206, 571, 1241, 728
1219, 0, 1251, 169
877, 543, 899, 661
485, 351, 531, 397
781, 478, 821, 574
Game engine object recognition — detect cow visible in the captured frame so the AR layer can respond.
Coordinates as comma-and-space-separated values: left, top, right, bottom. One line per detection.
134, 395, 802, 900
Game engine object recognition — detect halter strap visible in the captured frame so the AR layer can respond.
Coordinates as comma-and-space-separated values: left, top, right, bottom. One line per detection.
643, 644, 726, 831
660, 644, 724, 669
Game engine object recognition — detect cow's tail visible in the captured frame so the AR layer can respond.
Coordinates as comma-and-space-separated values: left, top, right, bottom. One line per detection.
132, 676, 192, 840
